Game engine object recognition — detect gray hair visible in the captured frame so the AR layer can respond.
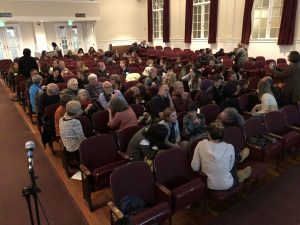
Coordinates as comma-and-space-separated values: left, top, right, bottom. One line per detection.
46, 83, 59, 96
77, 89, 90, 100
32, 75, 43, 84
88, 73, 97, 81
67, 78, 78, 89
221, 107, 245, 128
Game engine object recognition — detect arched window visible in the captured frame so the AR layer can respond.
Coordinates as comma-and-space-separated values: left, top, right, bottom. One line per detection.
251, 0, 283, 39
192, 0, 210, 39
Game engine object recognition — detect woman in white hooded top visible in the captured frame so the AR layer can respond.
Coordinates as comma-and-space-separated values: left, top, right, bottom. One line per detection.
191, 122, 251, 190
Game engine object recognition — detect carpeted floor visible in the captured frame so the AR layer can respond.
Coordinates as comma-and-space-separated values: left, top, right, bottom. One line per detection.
209, 164, 300, 225
0, 83, 88, 225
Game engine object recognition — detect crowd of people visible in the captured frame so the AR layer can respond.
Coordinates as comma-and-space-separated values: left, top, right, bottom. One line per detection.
4, 41, 300, 194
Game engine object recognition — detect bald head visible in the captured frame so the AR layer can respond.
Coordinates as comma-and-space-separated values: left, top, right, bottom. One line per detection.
46, 83, 59, 96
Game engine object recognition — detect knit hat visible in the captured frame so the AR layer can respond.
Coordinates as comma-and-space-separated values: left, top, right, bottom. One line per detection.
66, 100, 83, 116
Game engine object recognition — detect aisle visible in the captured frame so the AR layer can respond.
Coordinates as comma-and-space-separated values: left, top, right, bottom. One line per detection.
0, 82, 88, 225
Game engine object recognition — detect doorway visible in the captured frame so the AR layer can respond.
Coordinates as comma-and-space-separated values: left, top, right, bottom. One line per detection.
0, 25, 21, 60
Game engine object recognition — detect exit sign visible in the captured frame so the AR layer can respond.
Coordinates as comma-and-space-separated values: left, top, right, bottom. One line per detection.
75, 13, 86, 18
0, 13, 12, 17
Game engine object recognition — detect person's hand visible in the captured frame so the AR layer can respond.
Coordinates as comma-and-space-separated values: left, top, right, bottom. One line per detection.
193, 118, 200, 124
41, 85, 47, 90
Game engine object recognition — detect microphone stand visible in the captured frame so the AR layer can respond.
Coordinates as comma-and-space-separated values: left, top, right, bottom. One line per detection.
22, 164, 41, 225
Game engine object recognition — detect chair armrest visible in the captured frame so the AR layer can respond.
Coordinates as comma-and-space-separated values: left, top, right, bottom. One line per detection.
118, 151, 130, 160
107, 201, 124, 219
246, 142, 262, 150
286, 125, 300, 132
266, 132, 284, 140
155, 182, 172, 205
80, 164, 91, 176
244, 111, 253, 116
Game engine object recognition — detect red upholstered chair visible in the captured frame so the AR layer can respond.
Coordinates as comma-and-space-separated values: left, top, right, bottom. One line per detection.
116, 125, 143, 152
188, 136, 208, 162
241, 61, 258, 78
91, 110, 110, 134
153, 148, 205, 213
194, 90, 213, 108
222, 59, 234, 69
108, 161, 172, 225
281, 105, 300, 131
264, 111, 300, 152
123, 80, 141, 91
242, 119, 282, 165
57, 82, 68, 91
155, 45, 163, 50
248, 76, 261, 90
238, 92, 255, 117
130, 104, 146, 118
76, 116, 95, 137
253, 60, 265, 76
148, 85, 159, 96
200, 104, 220, 125
255, 56, 265, 62
223, 126, 268, 182
79, 134, 129, 211
277, 58, 287, 64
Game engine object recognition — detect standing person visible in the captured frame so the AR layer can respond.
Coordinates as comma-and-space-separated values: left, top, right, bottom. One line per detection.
18, 48, 39, 78
235, 43, 248, 66
52, 42, 62, 57
270, 51, 300, 104
191, 123, 252, 191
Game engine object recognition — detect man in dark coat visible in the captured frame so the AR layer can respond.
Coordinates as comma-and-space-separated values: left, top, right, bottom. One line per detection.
18, 48, 39, 78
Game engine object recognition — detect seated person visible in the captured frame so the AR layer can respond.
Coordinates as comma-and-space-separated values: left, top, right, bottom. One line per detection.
58, 60, 74, 77
215, 107, 245, 128
36, 83, 60, 118
124, 83, 151, 105
47, 67, 64, 84
110, 74, 122, 91
119, 60, 130, 77
99, 81, 126, 109
126, 124, 168, 161
85, 73, 103, 99
191, 122, 252, 191
96, 61, 109, 78
107, 96, 138, 131
163, 71, 177, 93
172, 81, 193, 112
64, 78, 79, 97
54, 93, 74, 138
149, 84, 174, 121
159, 107, 189, 151
29, 74, 43, 113
207, 74, 224, 104
77, 61, 89, 75
251, 80, 278, 118
77, 89, 99, 118
144, 67, 161, 87
128, 52, 142, 65
142, 59, 154, 76
59, 100, 86, 161
182, 102, 207, 141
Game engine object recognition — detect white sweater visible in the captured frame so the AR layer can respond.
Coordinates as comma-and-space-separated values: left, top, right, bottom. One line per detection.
191, 139, 235, 190
258, 93, 278, 113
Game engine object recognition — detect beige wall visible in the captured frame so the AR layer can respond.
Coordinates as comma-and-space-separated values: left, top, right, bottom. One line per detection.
2, 0, 300, 59
95, 0, 147, 51
0, 1, 100, 21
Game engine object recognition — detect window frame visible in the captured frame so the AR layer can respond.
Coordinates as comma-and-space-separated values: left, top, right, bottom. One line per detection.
251, 0, 283, 40
192, 0, 210, 40
152, 0, 164, 40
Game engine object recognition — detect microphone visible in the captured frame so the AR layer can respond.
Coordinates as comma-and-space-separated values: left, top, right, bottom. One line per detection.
25, 141, 35, 170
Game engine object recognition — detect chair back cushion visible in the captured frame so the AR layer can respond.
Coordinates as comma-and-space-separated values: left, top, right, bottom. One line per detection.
110, 161, 156, 205
223, 127, 245, 152
154, 148, 191, 189
264, 111, 285, 134
281, 105, 300, 126
242, 119, 265, 139
79, 134, 117, 171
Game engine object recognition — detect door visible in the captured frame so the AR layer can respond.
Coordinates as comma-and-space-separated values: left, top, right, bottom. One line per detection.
55, 23, 85, 55
0, 25, 21, 60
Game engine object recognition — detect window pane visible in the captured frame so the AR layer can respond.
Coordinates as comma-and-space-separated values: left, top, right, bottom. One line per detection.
259, 27, 266, 38
272, 6, 281, 17
254, 9, 261, 18
273, 0, 283, 6
262, 0, 269, 7
260, 18, 267, 28
261, 8, 268, 18
269, 28, 278, 38
254, 0, 262, 8
271, 17, 281, 27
